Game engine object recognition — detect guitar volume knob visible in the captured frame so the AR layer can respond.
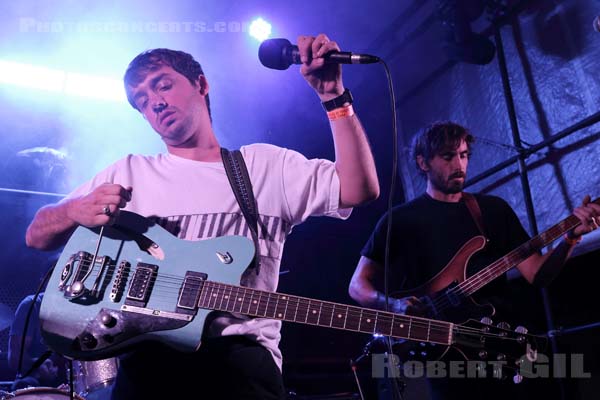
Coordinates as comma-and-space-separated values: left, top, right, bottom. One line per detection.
81, 333, 98, 349
515, 326, 528, 334
497, 322, 511, 330
100, 313, 117, 328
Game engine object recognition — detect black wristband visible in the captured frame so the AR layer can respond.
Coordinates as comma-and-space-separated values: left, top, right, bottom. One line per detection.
321, 88, 353, 112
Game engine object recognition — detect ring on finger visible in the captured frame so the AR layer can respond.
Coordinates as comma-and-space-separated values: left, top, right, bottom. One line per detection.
102, 205, 111, 216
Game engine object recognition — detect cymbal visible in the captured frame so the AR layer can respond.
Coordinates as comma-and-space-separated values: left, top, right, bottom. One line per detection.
17, 146, 68, 160
0, 303, 14, 331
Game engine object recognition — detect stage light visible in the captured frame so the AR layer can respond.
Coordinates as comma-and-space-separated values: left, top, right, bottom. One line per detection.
64, 72, 125, 102
0, 59, 126, 102
249, 18, 272, 42
0, 60, 65, 92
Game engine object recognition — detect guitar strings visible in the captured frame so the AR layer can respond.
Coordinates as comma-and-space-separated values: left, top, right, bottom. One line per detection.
67, 261, 456, 338
63, 262, 535, 343
428, 222, 572, 314
197, 281, 528, 342
65, 260, 493, 340
203, 281, 533, 344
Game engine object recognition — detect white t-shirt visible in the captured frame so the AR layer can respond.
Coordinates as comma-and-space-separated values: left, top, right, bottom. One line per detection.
67, 143, 350, 369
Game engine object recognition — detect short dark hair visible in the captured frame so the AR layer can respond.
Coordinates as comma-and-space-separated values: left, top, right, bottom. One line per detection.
124, 48, 211, 119
411, 121, 474, 174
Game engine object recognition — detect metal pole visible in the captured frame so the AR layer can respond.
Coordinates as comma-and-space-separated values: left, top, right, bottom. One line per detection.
465, 110, 600, 187
494, 26, 566, 400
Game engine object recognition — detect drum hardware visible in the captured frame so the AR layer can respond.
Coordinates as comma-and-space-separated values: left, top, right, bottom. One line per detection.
69, 358, 119, 400
2, 387, 84, 399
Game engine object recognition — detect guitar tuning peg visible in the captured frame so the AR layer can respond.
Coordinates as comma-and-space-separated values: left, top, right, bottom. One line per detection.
513, 373, 523, 384
515, 325, 528, 334
480, 317, 493, 325
496, 321, 511, 330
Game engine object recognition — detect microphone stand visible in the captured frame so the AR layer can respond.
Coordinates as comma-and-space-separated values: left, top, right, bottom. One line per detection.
350, 337, 406, 400
349, 340, 373, 400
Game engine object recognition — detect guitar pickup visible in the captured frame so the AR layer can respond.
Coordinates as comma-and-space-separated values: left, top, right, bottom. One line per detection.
177, 271, 207, 313
125, 262, 158, 307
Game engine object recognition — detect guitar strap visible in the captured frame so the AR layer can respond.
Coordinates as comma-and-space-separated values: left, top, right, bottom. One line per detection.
462, 192, 487, 238
220, 147, 261, 274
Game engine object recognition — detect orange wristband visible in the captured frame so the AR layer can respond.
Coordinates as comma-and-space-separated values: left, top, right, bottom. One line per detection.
327, 105, 355, 121
564, 233, 582, 246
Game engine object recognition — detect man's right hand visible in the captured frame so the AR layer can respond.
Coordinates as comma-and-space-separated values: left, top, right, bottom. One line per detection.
67, 183, 132, 227
26, 183, 132, 250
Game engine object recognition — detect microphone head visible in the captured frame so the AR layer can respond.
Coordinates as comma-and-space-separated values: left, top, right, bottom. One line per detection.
594, 16, 600, 33
259, 38, 293, 70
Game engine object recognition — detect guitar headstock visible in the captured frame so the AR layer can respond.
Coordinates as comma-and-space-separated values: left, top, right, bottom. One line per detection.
453, 318, 548, 381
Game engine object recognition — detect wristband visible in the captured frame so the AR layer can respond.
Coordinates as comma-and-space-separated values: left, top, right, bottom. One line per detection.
327, 105, 354, 121
322, 88, 353, 112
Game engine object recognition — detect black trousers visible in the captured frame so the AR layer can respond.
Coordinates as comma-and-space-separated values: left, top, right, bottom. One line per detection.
110, 336, 285, 400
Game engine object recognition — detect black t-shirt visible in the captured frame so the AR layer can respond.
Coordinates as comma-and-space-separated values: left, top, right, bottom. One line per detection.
361, 193, 530, 303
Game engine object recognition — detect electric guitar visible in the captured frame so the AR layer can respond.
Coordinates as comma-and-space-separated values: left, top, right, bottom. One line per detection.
39, 211, 545, 372
389, 197, 599, 360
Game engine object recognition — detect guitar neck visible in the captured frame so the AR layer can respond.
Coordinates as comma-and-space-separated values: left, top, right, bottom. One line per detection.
463, 211, 585, 295
198, 281, 453, 345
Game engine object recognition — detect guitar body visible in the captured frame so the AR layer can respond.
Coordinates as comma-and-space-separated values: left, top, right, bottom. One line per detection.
394, 235, 495, 323
40, 211, 255, 360
390, 235, 496, 361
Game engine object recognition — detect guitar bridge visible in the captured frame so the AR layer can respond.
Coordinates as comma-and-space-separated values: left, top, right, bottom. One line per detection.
110, 260, 131, 302
60, 252, 113, 302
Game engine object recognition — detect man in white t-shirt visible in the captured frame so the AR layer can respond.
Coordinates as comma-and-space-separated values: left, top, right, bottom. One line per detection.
25, 34, 379, 399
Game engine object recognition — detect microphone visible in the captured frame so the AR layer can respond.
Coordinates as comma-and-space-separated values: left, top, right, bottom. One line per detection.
259, 38, 380, 70
594, 15, 600, 33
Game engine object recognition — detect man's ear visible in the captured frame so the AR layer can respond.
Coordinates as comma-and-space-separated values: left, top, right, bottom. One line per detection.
196, 75, 209, 96
416, 155, 429, 172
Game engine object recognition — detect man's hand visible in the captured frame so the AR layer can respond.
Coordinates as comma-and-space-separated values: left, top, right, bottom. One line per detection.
297, 33, 344, 102
67, 183, 132, 227
569, 195, 600, 238
379, 294, 427, 316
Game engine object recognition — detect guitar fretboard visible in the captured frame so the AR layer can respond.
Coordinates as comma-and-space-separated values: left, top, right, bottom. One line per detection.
197, 281, 453, 345
462, 209, 590, 296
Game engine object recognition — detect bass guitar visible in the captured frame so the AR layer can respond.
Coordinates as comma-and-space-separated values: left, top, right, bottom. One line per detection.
390, 197, 599, 361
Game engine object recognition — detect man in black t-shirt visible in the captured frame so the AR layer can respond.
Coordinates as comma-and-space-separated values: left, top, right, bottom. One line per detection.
348, 121, 600, 400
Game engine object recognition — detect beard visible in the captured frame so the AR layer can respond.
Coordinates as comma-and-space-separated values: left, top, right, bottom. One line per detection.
430, 170, 465, 194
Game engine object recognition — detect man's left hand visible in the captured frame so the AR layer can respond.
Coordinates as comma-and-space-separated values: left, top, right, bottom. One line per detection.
571, 195, 600, 237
